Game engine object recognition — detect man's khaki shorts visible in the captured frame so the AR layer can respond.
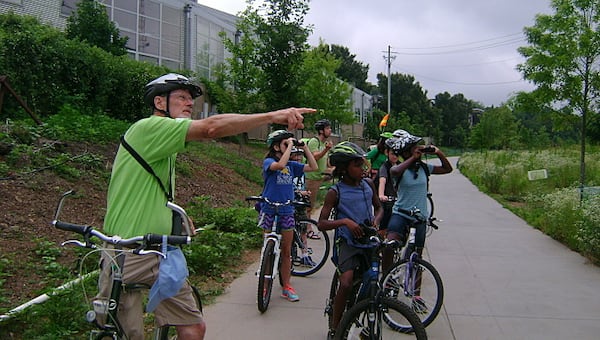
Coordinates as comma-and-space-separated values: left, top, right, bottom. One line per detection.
96, 247, 202, 340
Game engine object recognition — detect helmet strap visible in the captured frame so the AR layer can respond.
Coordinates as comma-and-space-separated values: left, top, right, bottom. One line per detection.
154, 92, 172, 118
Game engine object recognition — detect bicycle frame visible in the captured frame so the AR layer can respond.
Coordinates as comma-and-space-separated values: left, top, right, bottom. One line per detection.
380, 206, 444, 331
247, 195, 294, 312
89, 250, 129, 339
257, 223, 282, 282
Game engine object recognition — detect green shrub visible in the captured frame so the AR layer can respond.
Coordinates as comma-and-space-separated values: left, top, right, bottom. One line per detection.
578, 195, 600, 262
0, 13, 169, 123
44, 105, 130, 143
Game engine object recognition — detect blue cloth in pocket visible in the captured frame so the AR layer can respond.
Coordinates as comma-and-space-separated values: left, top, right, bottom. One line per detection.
146, 243, 189, 312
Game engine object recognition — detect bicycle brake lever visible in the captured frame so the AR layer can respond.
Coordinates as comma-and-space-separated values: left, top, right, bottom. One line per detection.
62, 240, 95, 248
136, 249, 166, 258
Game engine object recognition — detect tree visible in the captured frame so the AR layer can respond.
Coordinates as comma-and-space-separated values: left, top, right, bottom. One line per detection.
517, 0, 600, 191
66, 0, 127, 56
469, 106, 520, 149
433, 92, 473, 148
327, 44, 370, 92
250, 0, 311, 109
213, 10, 267, 114
297, 44, 354, 127
376, 72, 437, 140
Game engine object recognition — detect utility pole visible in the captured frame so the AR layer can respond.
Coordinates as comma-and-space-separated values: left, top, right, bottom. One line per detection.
383, 45, 396, 114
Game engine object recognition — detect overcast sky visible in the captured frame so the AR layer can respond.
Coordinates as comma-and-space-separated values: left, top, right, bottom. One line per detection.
197, 0, 553, 107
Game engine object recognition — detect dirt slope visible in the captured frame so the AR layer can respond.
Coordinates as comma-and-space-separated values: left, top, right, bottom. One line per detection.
0, 140, 262, 311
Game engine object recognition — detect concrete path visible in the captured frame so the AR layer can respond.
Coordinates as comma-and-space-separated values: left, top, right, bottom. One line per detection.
203, 157, 600, 339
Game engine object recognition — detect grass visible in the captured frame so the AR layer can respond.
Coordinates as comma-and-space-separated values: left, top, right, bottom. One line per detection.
458, 146, 600, 264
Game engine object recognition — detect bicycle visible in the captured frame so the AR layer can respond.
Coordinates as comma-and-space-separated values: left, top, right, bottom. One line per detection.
324, 223, 428, 340
247, 195, 299, 312
51, 190, 200, 340
381, 207, 444, 332
290, 196, 331, 277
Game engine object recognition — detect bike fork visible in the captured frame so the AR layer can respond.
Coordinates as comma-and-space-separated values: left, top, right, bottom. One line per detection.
256, 235, 281, 279
403, 253, 419, 298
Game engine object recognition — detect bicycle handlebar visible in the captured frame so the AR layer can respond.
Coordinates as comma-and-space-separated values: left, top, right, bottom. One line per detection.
51, 190, 191, 256
246, 195, 308, 208
53, 220, 190, 246
397, 207, 439, 230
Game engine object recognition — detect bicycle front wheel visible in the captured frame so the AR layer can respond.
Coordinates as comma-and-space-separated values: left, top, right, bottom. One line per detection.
381, 257, 443, 331
291, 218, 330, 277
257, 239, 276, 313
334, 297, 428, 340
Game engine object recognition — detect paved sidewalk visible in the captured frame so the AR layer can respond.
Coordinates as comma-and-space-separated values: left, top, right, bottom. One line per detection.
203, 157, 600, 339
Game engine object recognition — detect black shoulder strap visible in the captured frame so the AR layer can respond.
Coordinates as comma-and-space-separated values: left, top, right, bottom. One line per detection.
420, 162, 430, 190
420, 162, 431, 178
120, 135, 173, 201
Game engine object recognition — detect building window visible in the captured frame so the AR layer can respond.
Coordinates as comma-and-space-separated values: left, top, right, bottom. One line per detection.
120, 30, 136, 50
114, 8, 136, 31
140, 0, 159, 19
114, 0, 136, 13
139, 34, 159, 54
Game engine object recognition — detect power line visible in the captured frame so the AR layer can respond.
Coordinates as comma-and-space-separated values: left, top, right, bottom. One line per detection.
397, 67, 524, 86
394, 38, 525, 55
394, 32, 524, 50
388, 32, 525, 55
400, 57, 522, 69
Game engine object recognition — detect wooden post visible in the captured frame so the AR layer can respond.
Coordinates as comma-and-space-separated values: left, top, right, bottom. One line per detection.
0, 75, 43, 125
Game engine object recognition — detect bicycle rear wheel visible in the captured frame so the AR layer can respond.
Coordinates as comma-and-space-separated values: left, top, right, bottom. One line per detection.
325, 270, 339, 330
334, 297, 427, 340
291, 218, 330, 277
257, 239, 276, 313
381, 257, 443, 331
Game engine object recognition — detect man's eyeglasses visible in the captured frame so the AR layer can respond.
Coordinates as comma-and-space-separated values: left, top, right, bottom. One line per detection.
171, 94, 194, 102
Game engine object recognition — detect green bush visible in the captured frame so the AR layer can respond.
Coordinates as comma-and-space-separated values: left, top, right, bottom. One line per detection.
578, 195, 600, 262
0, 13, 169, 123
44, 105, 130, 143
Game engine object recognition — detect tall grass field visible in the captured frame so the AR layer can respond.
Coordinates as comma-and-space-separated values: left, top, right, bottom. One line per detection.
458, 147, 600, 264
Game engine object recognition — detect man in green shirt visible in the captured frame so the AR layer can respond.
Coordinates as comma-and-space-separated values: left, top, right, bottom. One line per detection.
305, 119, 333, 217
100, 73, 315, 340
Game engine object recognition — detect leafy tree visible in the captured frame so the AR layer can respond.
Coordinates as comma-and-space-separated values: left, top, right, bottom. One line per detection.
213, 10, 267, 114
376, 72, 437, 139
517, 0, 600, 188
66, 0, 128, 56
297, 44, 354, 127
469, 106, 521, 149
213, 0, 316, 117
433, 92, 472, 147
508, 91, 577, 146
326, 44, 370, 92
249, 0, 311, 109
